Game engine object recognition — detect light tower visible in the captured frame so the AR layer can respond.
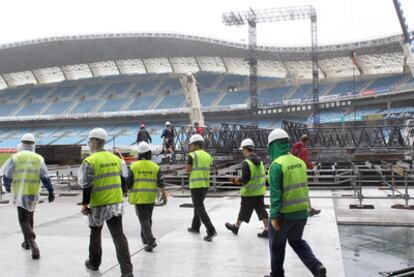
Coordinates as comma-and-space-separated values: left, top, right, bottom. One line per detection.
223, 5, 321, 125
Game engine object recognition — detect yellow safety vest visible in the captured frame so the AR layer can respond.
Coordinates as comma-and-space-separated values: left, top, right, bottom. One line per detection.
129, 160, 159, 204
240, 159, 266, 197
188, 150, 212, 189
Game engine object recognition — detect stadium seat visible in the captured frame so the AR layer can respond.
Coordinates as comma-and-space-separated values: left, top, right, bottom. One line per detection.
98, 98, 129, 112
156, 94, 186, 109
126, 96, 158, 111
219, 91, 249, 106
16, 102, 45, 116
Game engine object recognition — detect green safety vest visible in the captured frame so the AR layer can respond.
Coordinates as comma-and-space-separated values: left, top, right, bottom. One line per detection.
240, 159, 266, 197
84, 151, 124, 208
11, 151, 43, 196
188, 150, 213, 189
129, 160, 159, 204
269, 154, 309, 214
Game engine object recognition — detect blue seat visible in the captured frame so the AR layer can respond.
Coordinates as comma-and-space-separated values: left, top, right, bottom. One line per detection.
43, 101, 74, 115
259, 87, 290, 104
159, 79, 182, 92
219, 91, 249, 106
0, 88, 25, 100
0, 104, 18, 116
195, 73, 220, 89
126, 96, 157, 111
217, 75, 247, 90
16, 103, 45, 116
70, 100, 100, 114
200, 92, 219, 107
157, 94, 186, 109
52, 87, 78, 99
99, 98, 129, 112
27, 87, 52, 99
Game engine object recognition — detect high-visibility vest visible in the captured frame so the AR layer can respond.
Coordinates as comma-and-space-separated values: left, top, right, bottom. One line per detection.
188, 150, 212, 189
240, 159, 266, 197
269, 154, 309, 214
84, 151, 124, 208
11, 151, 42, 196
129, 160, 159, 204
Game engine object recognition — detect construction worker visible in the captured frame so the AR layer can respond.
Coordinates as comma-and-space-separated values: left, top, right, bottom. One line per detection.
78, 128, 133, 277
266, 129, 326, 277
292, 134, 321, 217
161, 121, 175, 155
225, 138, 269, 238
2, 133, 55, 260
186, 134, 217, 242
128, 142, 167, 252
136, 123, 152, 144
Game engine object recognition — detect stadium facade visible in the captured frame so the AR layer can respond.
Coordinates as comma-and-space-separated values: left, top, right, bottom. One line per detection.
0, 33, 413, 147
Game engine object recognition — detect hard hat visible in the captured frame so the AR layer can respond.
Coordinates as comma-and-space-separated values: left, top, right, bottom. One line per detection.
189, 134, 205, 144
88, 128, 108, 142
21, 133, 35, 143
165, 121, 171, 126
239, 138, 254, 150
137, 142, 151, 154
268, 128, 289, 145
140, 123, 145, 128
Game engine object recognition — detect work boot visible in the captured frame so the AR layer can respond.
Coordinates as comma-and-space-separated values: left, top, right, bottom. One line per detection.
144, 241, 157, 252
21, 241, 30, 250
314, 264, 327, 277
187, 227, 200, 234
28, 240, 40, 260
85, 260, 99, 271
309, 208, 321, 217
257, 229, 269, 238
225, 223, 239, 235
204, 230, 217, 242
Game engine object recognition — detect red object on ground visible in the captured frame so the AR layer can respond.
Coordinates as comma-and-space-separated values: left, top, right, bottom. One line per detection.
291, 141, 314, 169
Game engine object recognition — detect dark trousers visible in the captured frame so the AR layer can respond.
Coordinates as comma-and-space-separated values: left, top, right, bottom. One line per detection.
269, 218, 322, 277
135, 204, 155, 244
190, 188, 215, 234
17, 207, 35, 242
89, 216, 133, 276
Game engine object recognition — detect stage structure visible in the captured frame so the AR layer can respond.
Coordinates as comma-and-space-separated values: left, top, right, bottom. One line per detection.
223, 5, 321, 125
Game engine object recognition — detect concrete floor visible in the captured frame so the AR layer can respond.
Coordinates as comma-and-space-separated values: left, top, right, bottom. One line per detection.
0, 190, 345, 277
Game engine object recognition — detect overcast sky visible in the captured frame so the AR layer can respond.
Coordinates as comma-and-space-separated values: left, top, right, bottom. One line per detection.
2, 0, 413, 46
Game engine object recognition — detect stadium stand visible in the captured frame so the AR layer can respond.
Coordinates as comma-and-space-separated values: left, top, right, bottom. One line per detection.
219, 90, 249, 106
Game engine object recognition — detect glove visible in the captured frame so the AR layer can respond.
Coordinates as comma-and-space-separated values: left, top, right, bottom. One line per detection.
230, 178, 240, 185
48, 193, 55, 203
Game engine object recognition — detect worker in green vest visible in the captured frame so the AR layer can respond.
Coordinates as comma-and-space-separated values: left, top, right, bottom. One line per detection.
2, 133, 55, 260
186, 134, 217, 242
225, 138, 269, 238
265, 129, 326, 277
128, 142, 167, 252
78, 128, 133, 277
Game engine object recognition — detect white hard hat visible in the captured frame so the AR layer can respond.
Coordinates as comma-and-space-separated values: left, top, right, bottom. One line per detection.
137, 142, 151, 154
268, 128, 289, 145
21, 133, 35, 143
239, 138, 255, 150
165, 121, 171, 126
189, 134, 205, 144
88, 128, 108, 142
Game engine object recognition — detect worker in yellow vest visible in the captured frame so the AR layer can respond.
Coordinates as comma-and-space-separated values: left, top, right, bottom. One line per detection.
78, 128, 133, 277
186, 134, 217, 242
225, 138, 269, 238
265, 129, 326, 277
2, 133, 55, 260
128, 142, 167, 252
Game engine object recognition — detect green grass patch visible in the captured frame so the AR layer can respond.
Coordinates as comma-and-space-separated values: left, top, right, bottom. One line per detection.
0, 152, 12, 166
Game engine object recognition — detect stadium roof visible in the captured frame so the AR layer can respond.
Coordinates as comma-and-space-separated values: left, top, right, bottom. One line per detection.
0, 32, 409, 89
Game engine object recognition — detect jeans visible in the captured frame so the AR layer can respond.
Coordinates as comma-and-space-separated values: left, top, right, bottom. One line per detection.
269, 218, 322, 277
89, 215, 133, 276
17, 207, 35, 242
190, 188, 215, 234
135, 204, 155, 244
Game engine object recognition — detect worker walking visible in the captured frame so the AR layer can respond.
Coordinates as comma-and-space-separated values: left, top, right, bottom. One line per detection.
266, 129, 326, 277
136, 123, 152, 144
78, 128, 133, 277
292, 134, 321, 216
2, 133, 55, 260
225, 138, 269, 238
186, 134, 217, 242
128, 142, 167, 252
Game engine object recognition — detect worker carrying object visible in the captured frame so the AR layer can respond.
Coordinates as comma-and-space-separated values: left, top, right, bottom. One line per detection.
2, 133, 55, 260
78, 128, 134, 277
265, 128, 326, 277
186, 134, 217, 242
225, 138, 269, 238
128, 142, 167, 252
